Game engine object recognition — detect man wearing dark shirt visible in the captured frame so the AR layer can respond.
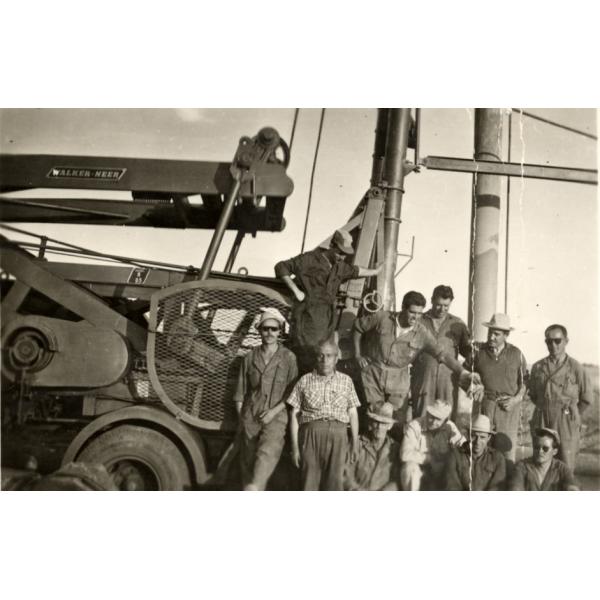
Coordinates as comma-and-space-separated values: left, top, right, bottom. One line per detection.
275, 229, 381, 371
446, 414, 506, 490
510, 428, 579, 491
465, 313, 527, 466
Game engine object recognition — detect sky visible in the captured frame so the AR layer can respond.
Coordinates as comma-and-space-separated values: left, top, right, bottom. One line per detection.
0, 108, 597, 364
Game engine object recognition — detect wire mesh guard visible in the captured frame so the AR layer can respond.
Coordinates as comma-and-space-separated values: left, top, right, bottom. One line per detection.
147, 283, 290, 430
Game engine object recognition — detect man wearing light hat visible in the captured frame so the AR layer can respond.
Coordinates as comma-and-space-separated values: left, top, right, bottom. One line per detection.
234, 310, 298, 491
510, 427, 579, 491
344, 402, 401, 491
446, 414, 507, 491
400, 399, 465, 490
465, 313, 527, 466
275, 228, 381, 371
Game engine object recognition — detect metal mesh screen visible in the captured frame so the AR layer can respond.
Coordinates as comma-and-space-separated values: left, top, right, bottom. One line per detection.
149, 284, 290, 429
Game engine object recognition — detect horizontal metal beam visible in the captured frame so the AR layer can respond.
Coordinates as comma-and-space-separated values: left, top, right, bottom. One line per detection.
421, 155, 597, 185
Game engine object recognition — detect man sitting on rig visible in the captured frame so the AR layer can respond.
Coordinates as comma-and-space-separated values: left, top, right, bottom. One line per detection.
275, 229, 381, 372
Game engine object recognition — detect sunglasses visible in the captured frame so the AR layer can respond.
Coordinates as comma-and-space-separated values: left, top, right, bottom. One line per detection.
545, 338, 564, 345
260, 326, 280, 332
533, 445, 553, 452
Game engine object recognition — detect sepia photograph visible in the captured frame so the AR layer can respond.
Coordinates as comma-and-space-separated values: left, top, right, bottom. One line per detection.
1, 108, 597, 492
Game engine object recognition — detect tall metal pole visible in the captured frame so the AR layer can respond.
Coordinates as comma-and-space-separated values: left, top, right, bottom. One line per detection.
468, 108, 504, 340
382, 108, 412, 310
370, 108, 389, 187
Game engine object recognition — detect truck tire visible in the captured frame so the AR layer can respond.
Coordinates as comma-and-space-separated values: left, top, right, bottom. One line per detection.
77, 424, 192, 491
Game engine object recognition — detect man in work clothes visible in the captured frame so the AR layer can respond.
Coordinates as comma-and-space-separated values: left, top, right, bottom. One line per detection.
510, 428, 579, 491
400, 399, 465, 491
528, 324, 592, 472
275, 229, 381, 371
353, 291, 481, 434
410, 285, 471, 419
344, 402, 401, 491
446, 414, 507, 491
287, 340, 360, 491
234, 311, 298, 491
465, 313, 527, 466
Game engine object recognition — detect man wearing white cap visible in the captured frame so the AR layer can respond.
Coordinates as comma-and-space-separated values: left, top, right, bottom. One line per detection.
465, 313, 527, 466
344, 402, 401, 491
510, 428, 579, 491
400, 399, 465, 491
234, 311, 298, 491
446, 414, 507, 490
275, 229, 381, 371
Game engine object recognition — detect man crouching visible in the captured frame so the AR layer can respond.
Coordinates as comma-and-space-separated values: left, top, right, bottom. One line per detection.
400, 399, 465, 490
287, 340, 360, 491
344, 402, 401, 491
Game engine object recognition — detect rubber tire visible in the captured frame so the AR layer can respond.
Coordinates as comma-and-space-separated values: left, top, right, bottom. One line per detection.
77, 424, 192, 491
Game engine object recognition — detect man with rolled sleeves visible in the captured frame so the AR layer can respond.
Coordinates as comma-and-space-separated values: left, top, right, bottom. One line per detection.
446, 414, 507, 491
528, 324, 592, 472
287, 340, 360, 491
275, 229, 381, 372
410, 285, 471, 419
465, 313, 527, 467
353, 290, 481, 435
234, 311, 298, 491
510, 427, 579, 491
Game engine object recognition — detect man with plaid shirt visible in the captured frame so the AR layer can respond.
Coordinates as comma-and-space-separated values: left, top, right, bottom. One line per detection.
288, 340, 360, 490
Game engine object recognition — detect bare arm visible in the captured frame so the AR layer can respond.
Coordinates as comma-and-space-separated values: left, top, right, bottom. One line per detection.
348, 407, 359, 462
279, 274, 305, 302
356, 264, 383, 278
353, 328, 369, 369
289, 407, 301, 468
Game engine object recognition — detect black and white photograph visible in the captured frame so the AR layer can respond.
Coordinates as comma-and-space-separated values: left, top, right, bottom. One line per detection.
1, 107, 597, 492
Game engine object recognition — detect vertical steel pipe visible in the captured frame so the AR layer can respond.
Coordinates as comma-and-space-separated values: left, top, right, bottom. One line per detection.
468, 108, 504, 340
370, 108, 390, 187
382, 108, 412, 310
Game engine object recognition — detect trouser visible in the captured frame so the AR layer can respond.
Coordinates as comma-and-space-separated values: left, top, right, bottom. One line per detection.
240, 415, 287, 490
299, 420, 348, 491
361, 362, 411, 441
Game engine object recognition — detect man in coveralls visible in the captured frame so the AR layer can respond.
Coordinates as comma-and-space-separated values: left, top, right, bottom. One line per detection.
352, 290, 481, 437
410, 285, 471, 420
275, 229, 381, 371
465, 313, 527, 468
528, 324, 592, 472
234, 311, 298, 491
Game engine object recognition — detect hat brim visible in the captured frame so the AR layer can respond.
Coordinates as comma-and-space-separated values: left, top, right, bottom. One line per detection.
535, 427, 560, 447
482, 321, 514, 331
334, 243, 354, 255
471, 427, 494, 435
366, 411, 395, 424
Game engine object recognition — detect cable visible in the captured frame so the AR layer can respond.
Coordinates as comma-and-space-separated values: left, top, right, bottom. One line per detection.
504, 111, 512, 313
300, 108, 326, 253
513, 109, 597, 141
288, 108, 300, 157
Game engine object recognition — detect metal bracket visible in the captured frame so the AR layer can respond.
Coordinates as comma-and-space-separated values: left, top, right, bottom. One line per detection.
394, 236, 415, 278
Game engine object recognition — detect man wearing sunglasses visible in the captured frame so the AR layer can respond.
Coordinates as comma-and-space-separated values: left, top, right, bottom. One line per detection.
510, 427, 579, 491
234, 311, 298, 491
528, 324, 593, 472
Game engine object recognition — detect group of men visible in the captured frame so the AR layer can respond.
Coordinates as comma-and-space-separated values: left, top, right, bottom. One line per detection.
233, 229, 592, 491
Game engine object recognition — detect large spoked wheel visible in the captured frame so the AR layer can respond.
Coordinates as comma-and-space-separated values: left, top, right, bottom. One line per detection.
77, 425, 192, 491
